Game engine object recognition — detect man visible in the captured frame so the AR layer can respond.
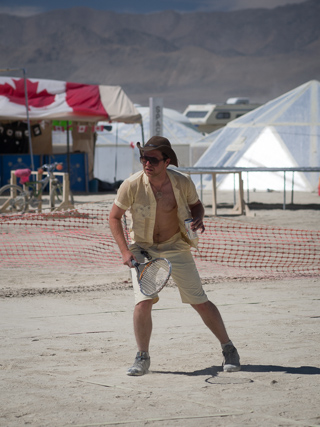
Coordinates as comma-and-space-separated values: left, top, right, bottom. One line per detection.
109, 136, 240, 376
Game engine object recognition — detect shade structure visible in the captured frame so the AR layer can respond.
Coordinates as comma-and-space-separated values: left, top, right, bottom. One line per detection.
194, 80, 320, 192
92, 106, 202, 182
100, 106, 201, 145
0, 76, 141, 123
0, 76, 142, 179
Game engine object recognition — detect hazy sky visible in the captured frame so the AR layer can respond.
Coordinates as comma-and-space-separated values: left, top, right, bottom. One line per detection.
0, 0, 308, 17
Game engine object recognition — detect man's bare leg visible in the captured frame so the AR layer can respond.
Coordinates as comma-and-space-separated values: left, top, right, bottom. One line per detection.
191, 300, 230, 344
133, 300, 153, 352
127, 300, 153, 376
191, 300, 241, 372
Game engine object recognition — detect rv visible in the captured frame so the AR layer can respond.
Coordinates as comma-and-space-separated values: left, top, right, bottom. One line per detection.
183, 98, 260, 134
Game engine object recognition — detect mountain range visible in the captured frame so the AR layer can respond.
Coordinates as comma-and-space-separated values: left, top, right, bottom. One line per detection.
1, 0, 319, 111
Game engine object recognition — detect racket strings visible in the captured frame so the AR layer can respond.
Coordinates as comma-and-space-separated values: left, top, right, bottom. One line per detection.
140, 260, 170, 295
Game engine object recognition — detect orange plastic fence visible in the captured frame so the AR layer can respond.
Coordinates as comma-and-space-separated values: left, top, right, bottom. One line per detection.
0, 201, 319, 281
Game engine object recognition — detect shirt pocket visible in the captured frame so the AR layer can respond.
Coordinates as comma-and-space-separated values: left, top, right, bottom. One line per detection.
133, 203, 152, 219
130, 203, 152, 239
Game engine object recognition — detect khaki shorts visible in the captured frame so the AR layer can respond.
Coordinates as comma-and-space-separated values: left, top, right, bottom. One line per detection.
129, 233, 208, 305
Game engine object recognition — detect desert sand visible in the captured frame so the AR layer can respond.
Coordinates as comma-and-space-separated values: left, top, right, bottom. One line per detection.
1, 189, 320, 427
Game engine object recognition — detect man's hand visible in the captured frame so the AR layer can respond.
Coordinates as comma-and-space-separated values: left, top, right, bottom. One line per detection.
122, 249, 137, 267
189, 200, 205, 234
191, 217, 205, 234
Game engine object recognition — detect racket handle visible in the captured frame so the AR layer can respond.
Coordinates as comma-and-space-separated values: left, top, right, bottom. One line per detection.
131, 259, 139, 267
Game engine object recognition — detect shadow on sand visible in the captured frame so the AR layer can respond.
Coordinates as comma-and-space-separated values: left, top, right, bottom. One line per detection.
152, 365, 320, 377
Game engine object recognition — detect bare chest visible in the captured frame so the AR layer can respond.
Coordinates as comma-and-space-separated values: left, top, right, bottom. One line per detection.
150, 180, 177, 212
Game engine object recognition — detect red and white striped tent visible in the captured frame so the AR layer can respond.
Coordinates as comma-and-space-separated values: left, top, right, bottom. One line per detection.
0, 76, 142, 178
0, 76, 141, 123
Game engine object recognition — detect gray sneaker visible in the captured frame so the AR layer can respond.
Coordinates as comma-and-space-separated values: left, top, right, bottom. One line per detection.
222, 344, 241, 372
127, 351, 150, 376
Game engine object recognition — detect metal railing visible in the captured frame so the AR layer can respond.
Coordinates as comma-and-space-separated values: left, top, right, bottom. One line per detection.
177, 166, 320, 212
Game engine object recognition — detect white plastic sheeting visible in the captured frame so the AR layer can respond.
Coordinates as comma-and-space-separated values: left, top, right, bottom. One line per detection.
93, 106, 202, 182
193, 80, 320, 192
97, 106, 201, 146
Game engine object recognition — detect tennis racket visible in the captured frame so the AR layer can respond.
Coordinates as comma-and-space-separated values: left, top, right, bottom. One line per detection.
131, 258, 172, 297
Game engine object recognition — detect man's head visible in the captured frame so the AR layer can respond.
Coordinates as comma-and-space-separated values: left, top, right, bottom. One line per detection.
136, 136, 178, 167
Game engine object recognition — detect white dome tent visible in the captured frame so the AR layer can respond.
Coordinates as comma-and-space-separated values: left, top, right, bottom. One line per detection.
94, 106, 201, 183
110, 106, 201, 146
193, 80, 320, 192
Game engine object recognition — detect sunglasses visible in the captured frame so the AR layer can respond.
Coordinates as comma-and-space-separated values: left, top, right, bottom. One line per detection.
140, 155, 166, 166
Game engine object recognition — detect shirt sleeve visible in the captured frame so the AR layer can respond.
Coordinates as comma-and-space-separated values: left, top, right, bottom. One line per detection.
186, 174, 200, 206
114, 179, 133, 211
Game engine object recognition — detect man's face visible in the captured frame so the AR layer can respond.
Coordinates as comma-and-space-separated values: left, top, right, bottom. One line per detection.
140, 149, 170, 178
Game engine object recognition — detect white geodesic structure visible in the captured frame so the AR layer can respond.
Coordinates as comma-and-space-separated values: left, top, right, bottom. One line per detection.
193, 80, 320, 192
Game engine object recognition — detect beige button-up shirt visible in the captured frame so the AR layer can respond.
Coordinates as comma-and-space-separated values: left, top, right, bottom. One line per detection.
115, 169, 200, 247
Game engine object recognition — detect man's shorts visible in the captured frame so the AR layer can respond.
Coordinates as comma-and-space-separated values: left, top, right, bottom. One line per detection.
129, 232, 208, 306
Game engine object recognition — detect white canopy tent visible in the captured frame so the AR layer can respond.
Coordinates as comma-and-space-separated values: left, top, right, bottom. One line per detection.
93, 129, 135, 184
193, 80, 320, 192
108, 106, 201, 145
93, 106, 202, 183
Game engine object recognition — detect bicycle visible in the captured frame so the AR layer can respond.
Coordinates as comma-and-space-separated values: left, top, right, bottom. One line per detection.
0, 162, 72, 213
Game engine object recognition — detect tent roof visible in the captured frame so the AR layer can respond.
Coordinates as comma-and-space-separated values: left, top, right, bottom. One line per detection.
194, 80, 320, 191
97, 106, 201, 146
194, 80, 320, 190
0, 76, 142, 124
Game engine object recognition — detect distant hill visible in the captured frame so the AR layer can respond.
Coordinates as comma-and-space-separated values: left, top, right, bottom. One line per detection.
0, 0, 319, 111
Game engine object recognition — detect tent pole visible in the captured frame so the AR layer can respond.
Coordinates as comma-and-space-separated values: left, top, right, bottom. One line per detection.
140, 121, 145, 146
114, 123, 118, 182
283, 171, 286, 210
291, 172, 294, 204
22, 68, 35, 171
66, 121, 71, 176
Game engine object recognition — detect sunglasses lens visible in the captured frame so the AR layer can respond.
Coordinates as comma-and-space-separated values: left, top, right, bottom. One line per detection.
140, 156, 159, 166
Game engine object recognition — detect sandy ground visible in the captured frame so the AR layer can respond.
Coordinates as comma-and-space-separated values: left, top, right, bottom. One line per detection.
1, 190, 320, 427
